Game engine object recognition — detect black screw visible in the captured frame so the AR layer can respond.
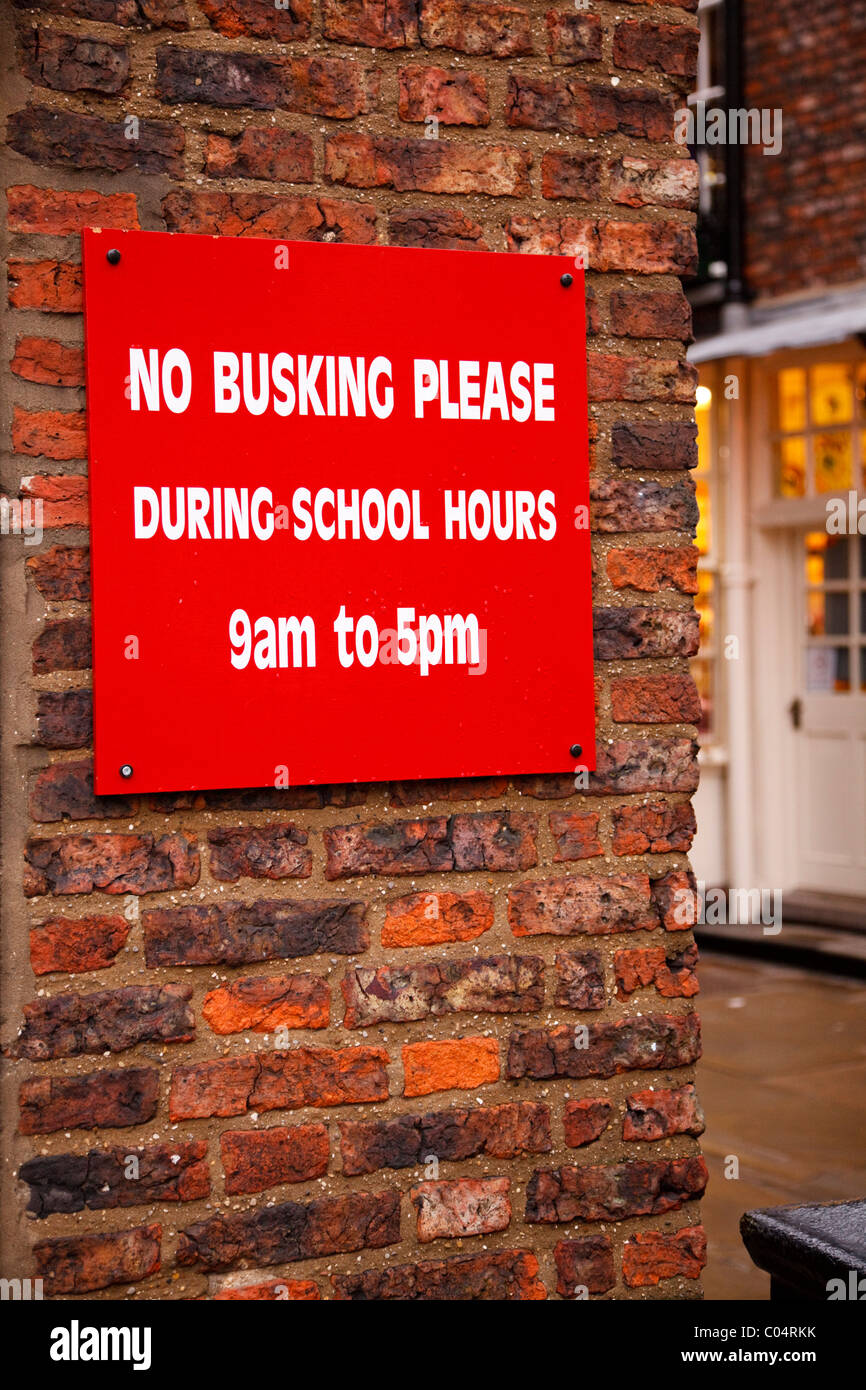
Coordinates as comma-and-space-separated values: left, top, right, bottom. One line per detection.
119, 764, 133, 779
560, 273, 573, 288
569, 744, 583, 759
107, 249, 121, 265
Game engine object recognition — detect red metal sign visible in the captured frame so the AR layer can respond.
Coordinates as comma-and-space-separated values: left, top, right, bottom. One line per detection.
82, 229, 595, 795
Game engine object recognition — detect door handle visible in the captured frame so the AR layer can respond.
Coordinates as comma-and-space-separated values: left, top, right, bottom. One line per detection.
788, 697, 802, 730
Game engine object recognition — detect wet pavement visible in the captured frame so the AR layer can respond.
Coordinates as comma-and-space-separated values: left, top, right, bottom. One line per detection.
698, 950, 866, 1300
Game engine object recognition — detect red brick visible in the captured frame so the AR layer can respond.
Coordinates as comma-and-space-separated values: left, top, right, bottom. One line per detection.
611, 673, 702, 725
169, 1045, 389, 1119
546, 10, 602, 64
624, 1083, 705, 1141
614, 20, 699, 82
20, 27, 130, 93
20, 474, 89, 527
9, 106, 184, 176
178, 1190, 400, 1270
593, 607, 700, 660
554, 1235, 615, 1296
214, 1278, 320, 1299
325, 132, 531, 195
30, 759, 134, 822
612, 801, 697, 855
208, 822, 311, 881
615, 943, 699, 999
15, 0, 190, 25
18, 1066, 158, 1135
323, 0, 418, 48
549, 811, 602, 861
205, 128, 314, 182
8, 259, 83, 313
508, 873, 656, 937
607, 543, 698, 596
326, 810, 537, 877
508, 215, 697, 277
652, 868, 698, 930
343, 953, 543, 1027
7, 184, 139, 234
507, 1011, 702, 1081
15, 983, 194, 1060
609, 155, 698, 210
24, 832, 199, 896
162, 189, 377, 244
563, 1098, 612, 1147
35, 689, 92, 749
33, 1223, 161, 1296
587, 738, 699, 795
588, 354, 697, 404
11, 335, 82, 386
199, 0, 311, 40
591, 477, 698, 534
388, 206, 489, 248
12, 407, 86, 460
30, 913, 129, 975
26, 544, 89, 601
202, 973, 329, 1034
611, 419, 697, 471
32, 617, 91, 673
420, 0, 532, 57
398, 65, 489, 125
382, 889, 494, 947
526, 1155, 708, 1223
410, 1176, 511, 1241
553, 949, 605, 1010
541, 151, 603, 201
506, 77, 673, 140
333, 1248, 545, 1299
622, 1225, 707, 1286
402, 1036, 499, 1097
607, 287, 693, 340
221, 1123, 329, 1194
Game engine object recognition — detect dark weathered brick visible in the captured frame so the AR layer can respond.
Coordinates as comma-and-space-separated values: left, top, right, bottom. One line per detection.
526, 1155, 708, 1223
24, 832, 199, 896
507, 1011, 701, 1081
20, 1140, 209, 1216
333, 1247, 546, 1299
15, 983, 194, 1060
177, 1190, 400, 1270
18, 1067, 158, 1135
555, 1235, 615, 1296
339, 1101, 551, 1176
142, 898, 368, 967
509, 873, 657, 937
33, 1223, 162, 1296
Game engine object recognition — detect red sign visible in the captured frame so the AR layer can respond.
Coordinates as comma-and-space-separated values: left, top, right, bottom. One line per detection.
82, 229, 595, 795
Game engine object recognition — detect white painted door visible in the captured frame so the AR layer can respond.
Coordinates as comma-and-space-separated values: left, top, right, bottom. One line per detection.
794, 530, 866, 894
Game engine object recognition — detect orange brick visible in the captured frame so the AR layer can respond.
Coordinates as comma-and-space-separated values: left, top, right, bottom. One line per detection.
382, 890, 494, 947
402, 1036, 499, 1097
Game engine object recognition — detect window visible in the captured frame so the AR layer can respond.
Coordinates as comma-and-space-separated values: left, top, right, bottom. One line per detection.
774, 361, 866, 498
689, 0, 729, 286
803, 532, 866, 693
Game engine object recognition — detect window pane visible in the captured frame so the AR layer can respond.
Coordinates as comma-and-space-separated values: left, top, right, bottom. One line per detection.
860, 533, 866, 580
810, 363, 854, 426
805, 531, 827, 586
861, 647, 866, 692
777, 367, 806, 433
823, 533, 849, 582
814, 431, 853, 492
855, 363, 866, 420
805, 645, 849, 693
775, 436, 806, 496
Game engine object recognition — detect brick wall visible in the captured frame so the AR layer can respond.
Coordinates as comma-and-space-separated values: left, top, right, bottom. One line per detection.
743, 0, 866, 301
1, 0, 706, 1301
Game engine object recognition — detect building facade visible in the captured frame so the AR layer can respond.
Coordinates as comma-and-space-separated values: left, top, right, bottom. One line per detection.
687, 0, 866, 904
